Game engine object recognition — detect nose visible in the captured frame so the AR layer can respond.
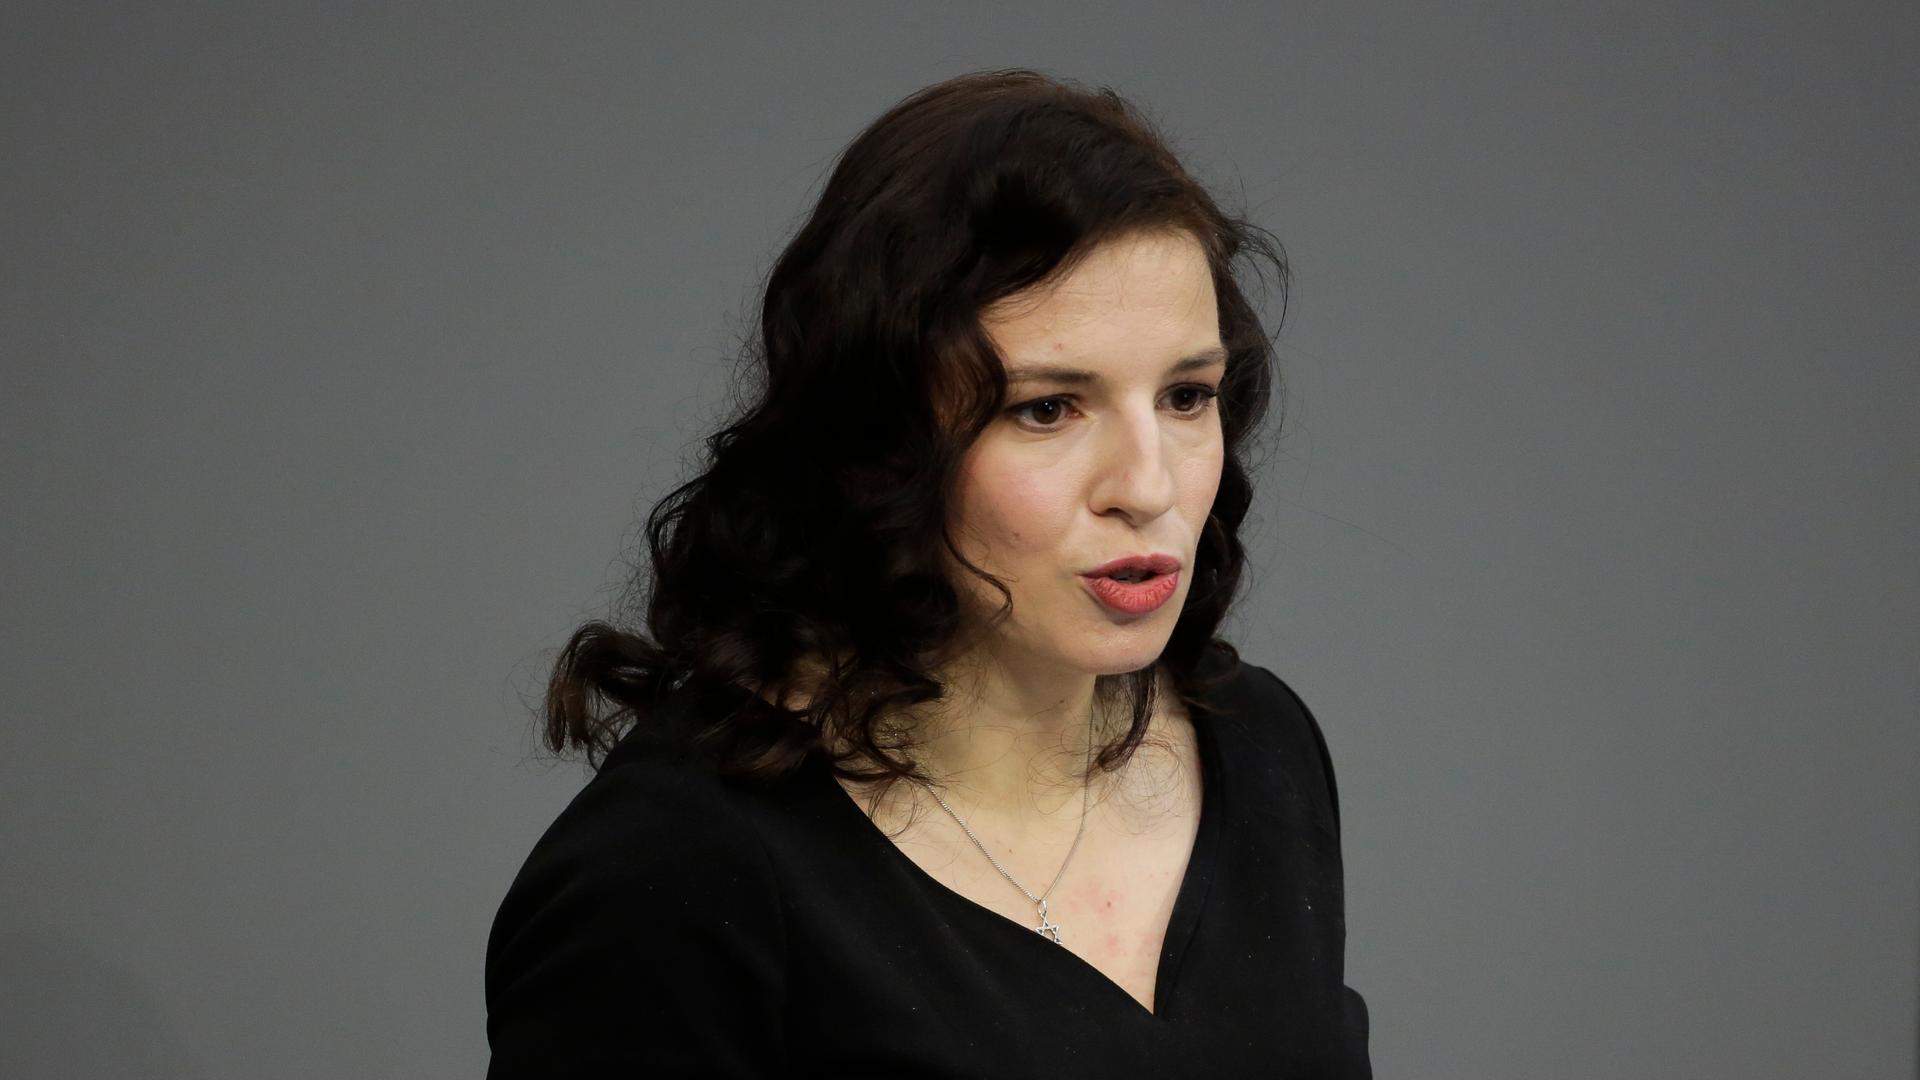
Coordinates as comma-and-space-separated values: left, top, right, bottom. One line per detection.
1089, 400, 1178, 524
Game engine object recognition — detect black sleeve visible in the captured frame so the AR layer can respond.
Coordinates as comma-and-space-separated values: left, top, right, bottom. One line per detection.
1252, 663, 1373, 1075
484, 760, 787, 1078
1252, 664, 1344, 840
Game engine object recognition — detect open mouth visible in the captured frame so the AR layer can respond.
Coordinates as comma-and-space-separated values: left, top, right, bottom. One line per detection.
1081, 567, 1180, 615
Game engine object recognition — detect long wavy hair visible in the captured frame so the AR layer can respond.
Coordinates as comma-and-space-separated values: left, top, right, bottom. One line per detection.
545, 68, 1290, 791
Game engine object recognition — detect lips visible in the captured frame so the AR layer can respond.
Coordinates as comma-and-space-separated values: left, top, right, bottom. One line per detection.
1081, 553, 1182, 579
1080, 566, 1181, 615
1078, 553, 1183, 615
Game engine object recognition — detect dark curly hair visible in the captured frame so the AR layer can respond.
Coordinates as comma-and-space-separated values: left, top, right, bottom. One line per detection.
544, 68, 1291, 792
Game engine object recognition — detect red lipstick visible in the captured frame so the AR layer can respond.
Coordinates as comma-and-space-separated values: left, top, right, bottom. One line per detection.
1079, 553, 1182, 616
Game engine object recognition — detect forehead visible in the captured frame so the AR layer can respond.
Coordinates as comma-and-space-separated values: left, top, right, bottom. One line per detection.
981, 231, 1221, 379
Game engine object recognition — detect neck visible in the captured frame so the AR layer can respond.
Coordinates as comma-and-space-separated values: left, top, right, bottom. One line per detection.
894, 649, 1142, 822
914, 692, 1098, 816
752, 650, 1150, 823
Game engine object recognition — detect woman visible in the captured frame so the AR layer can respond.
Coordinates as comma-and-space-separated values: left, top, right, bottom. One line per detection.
485, 69, 1371, 1077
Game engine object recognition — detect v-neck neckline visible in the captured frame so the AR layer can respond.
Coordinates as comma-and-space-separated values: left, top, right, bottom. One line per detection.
803, 675, 1227, 1022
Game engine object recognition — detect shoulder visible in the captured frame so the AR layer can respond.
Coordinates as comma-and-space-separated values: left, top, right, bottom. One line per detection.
484, 726, 790, 1072
1197, 647, 1347, 841
503, 742, 776, 890
487, 728, 785, 961
495, 678, 787, 890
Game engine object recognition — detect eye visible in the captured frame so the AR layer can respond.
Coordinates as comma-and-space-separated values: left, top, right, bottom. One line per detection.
1006, 396, 1076, 430
1005, 384, 1221, 432
1167, 384, 1220, 416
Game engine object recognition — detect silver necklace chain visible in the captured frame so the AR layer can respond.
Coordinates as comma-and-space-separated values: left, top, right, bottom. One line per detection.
918, 708, 1096, 944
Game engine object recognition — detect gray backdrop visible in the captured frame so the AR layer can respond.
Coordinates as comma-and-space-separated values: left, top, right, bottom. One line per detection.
3, 3, 1915, 1078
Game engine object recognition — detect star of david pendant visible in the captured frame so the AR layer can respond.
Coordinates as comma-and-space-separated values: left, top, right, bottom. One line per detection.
1034, 897, 1063, 943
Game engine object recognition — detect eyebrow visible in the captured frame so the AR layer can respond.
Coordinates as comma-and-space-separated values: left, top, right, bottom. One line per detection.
1005, 347, 1229, 386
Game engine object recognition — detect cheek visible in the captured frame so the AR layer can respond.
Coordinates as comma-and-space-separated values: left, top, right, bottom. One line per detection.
957, 456, 1073, 556
1178, 417, 1224, 478
1170, 445, 1224, 538
1184, 441, 1225, 507
983, 477, 1062, 551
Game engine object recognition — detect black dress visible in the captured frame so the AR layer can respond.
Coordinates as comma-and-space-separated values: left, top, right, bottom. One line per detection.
485, 646, 1372, 1077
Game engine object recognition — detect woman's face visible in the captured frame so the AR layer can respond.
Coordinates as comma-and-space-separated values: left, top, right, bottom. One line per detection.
949, 228, 1227, 679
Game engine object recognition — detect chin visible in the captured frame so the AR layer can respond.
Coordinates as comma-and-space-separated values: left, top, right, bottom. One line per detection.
1073, 635, 1173, 676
